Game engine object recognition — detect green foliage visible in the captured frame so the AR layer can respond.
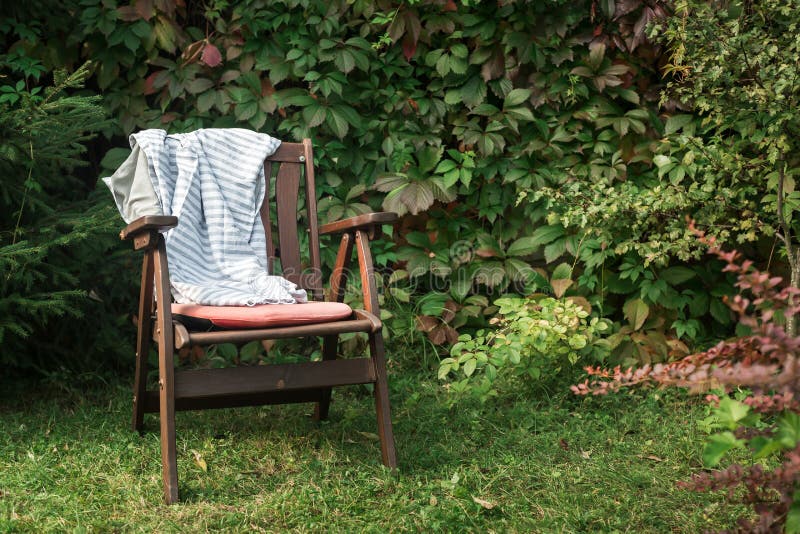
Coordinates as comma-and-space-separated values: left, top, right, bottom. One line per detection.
0, 17, 137, 373
439, 295, 609, 401
11, 0, 789, 372
698, 397, 751, 467
694, 397, 800, 531
528, 0, 800, 346
662, 0, 800, 224
575, 233, 800, 532
656, 0, 800, 332
0, 64, 91, 347
48, 0, 731, 359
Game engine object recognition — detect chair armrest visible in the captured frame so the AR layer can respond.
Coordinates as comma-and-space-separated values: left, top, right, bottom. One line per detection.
319, 212, 397, 236
120, 215, 178, 240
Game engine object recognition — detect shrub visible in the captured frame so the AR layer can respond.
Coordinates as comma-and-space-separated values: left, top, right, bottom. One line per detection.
0, 46, 139, 373
440, 293, 610, 402
573, 223, 800, 532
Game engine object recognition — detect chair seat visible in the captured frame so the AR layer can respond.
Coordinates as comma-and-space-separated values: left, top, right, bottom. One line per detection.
172, 301, 353, 330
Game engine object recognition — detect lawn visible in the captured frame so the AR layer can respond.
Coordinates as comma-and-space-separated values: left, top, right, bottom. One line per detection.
0, 365, 745, 532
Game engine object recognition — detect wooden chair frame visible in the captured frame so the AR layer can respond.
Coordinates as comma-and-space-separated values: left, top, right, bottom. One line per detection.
119, 139, 397, 504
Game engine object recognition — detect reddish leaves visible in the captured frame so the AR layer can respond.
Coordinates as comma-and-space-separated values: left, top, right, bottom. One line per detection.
117, 6, 141, 21
389, 8, 422, 61
679, 445, 800, 532
481, 47, 505, 81
135, 0, 155, 21
416, 300, 460, 345
200, 43, 222, 67
117, 0, 158, 21
402, 34, 417, 61
154, 0, 181, 18
181, 40, 223, 68
143, 71, 161, 95
573, 222, 800, 532
574, 221, 800, 400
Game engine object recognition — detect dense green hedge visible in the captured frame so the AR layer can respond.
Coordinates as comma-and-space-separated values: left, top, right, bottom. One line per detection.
3, 0, 774, 372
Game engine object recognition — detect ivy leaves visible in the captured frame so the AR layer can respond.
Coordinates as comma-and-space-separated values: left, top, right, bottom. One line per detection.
570, 44, 629, 93
375, 146, 454, 216
70, 0, 750, 366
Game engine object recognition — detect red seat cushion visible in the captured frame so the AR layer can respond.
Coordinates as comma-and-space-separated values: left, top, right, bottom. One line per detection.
172, 302, 353, 329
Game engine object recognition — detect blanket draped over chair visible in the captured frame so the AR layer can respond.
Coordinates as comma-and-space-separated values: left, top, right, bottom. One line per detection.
103, 128, 307, 305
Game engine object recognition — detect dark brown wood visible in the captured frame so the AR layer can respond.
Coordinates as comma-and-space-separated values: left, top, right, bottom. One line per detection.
303, 139, 323, 300
369, 331, 397, 468
354, 228, 397, 466
330, 232, 353, 303
319, 212, 398, 236
172, 322, 191, 350
154, 237, 179, 504
297, 273, 323, 295
142, 389, 323, 412
120, 215, 178, 240
266, 142, 305, 163
259, 160, 275, 274
352, 309, 382, 332
173, 358, 374, 399
132, 250, 155, 433
262, 141, 323, 298
275, 161, 303, 286
355, 230, 380, 315
314, 335, 338, 421
180, 317, 374, 347
133, 230, 158, 251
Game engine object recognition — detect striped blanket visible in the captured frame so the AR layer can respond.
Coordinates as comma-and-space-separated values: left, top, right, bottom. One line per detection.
103, 128, 308, 305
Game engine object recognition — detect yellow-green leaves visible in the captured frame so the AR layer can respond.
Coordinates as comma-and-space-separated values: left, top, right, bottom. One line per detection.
440, 295, 609, 402
623, 298, 649, 331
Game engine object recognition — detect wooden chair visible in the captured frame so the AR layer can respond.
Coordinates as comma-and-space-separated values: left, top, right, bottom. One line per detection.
119, 139, 397, 504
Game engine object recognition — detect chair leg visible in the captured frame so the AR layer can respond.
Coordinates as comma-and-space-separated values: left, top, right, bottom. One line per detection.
153, 241, 178, 504
314, 335, 338, 421
158, 341, 179, 504
132, 251, 154, 434
131, 343, 149, 434
369, 332, 397, 468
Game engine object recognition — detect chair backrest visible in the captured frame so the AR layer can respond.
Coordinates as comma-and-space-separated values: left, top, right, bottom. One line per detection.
261, 139, 323, 301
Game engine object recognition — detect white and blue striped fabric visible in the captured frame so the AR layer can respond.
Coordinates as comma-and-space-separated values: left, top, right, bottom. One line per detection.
105, 128, 308, 306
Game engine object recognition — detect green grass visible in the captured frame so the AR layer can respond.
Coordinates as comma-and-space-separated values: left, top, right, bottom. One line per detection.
0, 366, 745, 532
